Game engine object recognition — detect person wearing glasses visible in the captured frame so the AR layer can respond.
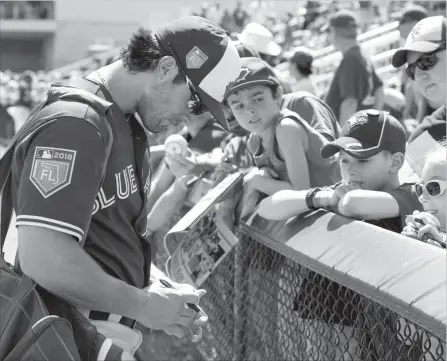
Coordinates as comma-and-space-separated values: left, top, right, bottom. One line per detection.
257, 109, 423, 361
392, 15, 446, 144
5, 16, 241, 359
402, 145, 446, 248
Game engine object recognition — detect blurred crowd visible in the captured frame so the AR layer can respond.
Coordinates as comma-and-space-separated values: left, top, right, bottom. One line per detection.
0, 1, 54, 20
1, 2, 446, 254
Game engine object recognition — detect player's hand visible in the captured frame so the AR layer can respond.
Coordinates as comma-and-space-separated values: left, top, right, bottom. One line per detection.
165, 149, 198, 178
138, 282, 208, 340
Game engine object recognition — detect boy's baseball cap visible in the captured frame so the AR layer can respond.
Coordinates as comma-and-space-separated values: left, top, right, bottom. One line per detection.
321, 110, 406, 160
398, 5, 428, 25
156, 16, 241, 130
321, 10, 359, 33
392, 16, 446, 68
223, 57, 281, 99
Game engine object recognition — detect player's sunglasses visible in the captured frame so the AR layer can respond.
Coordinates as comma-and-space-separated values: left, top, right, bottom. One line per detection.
166, 42, 208, 115
415, 180, 447, 198
405, 43, 446, 80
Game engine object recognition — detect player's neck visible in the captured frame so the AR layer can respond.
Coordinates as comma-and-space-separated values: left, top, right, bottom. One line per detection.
95, 61, 150, 115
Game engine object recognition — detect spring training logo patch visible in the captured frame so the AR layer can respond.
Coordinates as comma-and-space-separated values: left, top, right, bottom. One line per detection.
30, 147, 76, 198
186, 46, 208, 69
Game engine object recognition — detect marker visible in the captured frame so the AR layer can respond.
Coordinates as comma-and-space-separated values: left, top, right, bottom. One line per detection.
409, 217, 446, 248
159, 279, 201, 313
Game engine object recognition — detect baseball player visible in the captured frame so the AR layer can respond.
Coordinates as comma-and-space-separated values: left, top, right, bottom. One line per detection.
5, 16, 241, 359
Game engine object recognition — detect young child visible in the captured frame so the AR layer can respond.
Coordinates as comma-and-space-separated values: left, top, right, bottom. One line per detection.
223, 57, 340, 199
258, 109, 423, 233
402, 145, 446, 248
258, 109, 424, 361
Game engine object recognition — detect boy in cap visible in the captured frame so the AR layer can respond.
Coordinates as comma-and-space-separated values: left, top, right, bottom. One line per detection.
324, 10, 384, 126
258, 109, 422, 361
259, 109, 422, 227
5, 15, 241, 359
392, 15, 446, 144
222, 57, 340, 198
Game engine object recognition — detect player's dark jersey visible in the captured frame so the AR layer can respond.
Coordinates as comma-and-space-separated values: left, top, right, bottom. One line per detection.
11, 77, 151, 289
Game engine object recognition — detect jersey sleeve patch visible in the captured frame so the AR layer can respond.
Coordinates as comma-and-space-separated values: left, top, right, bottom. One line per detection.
30, 147, 76, 198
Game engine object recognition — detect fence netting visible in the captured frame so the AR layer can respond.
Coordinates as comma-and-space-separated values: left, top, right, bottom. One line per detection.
142, 225, 445, 361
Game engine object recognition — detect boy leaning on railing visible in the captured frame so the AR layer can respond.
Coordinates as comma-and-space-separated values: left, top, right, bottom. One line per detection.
258, 109, 423, 360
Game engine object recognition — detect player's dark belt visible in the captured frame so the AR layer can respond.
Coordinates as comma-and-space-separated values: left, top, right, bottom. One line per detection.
88, 310, 137, 329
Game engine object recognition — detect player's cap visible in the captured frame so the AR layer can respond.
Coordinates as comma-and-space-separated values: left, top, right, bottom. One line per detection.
398, 5, 428, 25
223, 57, 281, 99
392, 16, 446, 68
287, 46, 314, 70
321, 110, 406, 160
156, 16, 241, 131
238, 23, 282, 57
321, 10, 359, 33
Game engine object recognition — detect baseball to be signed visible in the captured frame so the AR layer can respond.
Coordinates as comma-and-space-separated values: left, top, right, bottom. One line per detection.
164, 134, 188, 156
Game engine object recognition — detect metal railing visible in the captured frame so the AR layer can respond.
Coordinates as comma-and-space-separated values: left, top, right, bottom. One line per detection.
140, 210, 446, 361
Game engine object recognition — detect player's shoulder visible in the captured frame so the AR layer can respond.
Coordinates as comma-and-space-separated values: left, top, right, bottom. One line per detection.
33, 85, 113, 143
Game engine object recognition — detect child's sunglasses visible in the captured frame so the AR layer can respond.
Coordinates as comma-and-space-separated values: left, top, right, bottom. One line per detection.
405, 43, 446, 80
415, 180, 447, 198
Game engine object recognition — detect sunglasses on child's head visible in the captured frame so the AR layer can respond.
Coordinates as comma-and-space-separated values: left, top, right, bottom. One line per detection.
405, 43, 446, 80
415, 180, 447, 198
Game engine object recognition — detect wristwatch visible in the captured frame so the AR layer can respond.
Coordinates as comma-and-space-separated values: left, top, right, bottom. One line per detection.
305, 187, 322, 210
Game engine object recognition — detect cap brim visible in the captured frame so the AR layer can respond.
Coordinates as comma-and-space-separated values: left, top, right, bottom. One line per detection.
223, 79, 278, 100
321, 137, 382, 160
392, 42, 441, 67
195, 85, 230, 131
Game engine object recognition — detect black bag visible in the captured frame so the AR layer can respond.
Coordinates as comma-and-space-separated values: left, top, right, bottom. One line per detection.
0, 79, 126, 361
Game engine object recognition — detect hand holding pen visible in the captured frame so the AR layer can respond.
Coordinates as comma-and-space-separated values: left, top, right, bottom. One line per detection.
159, 279, 208, 342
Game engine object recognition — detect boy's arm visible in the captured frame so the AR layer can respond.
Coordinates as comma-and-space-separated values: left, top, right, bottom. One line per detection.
338, 185, 423, 221
250, 176, 293, 196
258, 188, 335, 220
276, 117, 310, 190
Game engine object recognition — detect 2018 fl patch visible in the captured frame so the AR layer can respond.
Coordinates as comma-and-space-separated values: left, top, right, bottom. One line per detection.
30, 147, 76, 198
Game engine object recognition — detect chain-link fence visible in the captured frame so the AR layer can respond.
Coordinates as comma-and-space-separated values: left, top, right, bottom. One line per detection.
141, 219, 446, 361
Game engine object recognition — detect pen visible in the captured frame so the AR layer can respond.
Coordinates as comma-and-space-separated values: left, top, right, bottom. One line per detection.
409, 217, 446, 248
159, 279, 202, 313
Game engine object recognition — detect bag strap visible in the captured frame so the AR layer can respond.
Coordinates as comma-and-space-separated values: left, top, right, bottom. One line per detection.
0, 78, 114, 269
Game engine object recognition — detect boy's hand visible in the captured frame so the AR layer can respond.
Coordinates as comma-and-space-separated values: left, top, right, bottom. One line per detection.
318, 183, 361, 210
211, 161, 238, 185
242, 167, 278, 193
166, 149, 198, 178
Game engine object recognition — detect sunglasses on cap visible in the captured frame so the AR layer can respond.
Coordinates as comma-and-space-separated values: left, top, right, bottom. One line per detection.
166, 42, 208, 116
415, 180, 447, 198
405, 43, 446, 80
